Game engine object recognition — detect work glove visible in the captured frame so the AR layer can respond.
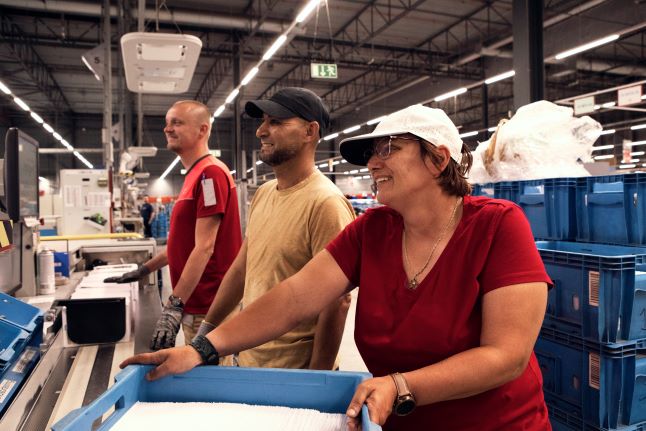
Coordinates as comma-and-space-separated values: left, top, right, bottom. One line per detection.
150, 302, 183, 350
192, 320, 216, 342
103, 265, 151, 283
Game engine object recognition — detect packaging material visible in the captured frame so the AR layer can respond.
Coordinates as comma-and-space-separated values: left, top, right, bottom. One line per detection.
469, 100, 602, 183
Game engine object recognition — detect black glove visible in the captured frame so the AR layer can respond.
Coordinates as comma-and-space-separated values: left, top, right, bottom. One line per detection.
103, 265, 151, 283
150, 302, 183, 350
192, 320, 216, 342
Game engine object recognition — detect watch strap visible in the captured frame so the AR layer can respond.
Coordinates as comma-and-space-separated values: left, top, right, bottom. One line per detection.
390, 372, 412, 399
168, 294, 185, 309
190, 335, 220, 365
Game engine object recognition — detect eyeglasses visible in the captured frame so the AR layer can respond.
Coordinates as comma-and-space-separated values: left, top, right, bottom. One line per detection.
363, 135, 419, 162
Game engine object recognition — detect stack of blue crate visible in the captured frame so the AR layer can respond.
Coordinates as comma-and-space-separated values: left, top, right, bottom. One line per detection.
472, 173, 646, 430
0, 292, 44, 417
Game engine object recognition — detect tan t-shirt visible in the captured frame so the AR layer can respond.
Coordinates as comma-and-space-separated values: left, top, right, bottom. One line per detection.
238, 170, 355, 369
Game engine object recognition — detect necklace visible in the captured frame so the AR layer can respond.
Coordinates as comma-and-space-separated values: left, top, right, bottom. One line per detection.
403, 197, 462, 290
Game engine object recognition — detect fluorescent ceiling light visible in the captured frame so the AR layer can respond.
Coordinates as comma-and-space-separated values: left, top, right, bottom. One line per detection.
30, 112, 44, 124
323, 132, 339, 140
600, 129, 615, 135
343, 125, 361, 134
349, 169, 358, 174
631, 151, 645, 156
332, 161, 340, 165
619, 163, 636, 169
43, 123, 54, 133
459, 131, 478, 138
642, 94, 646, 100
255, 160, 262, 165
53, 132, 63, 141
592, 144, 614, 151
262, 34, 287, 61
593, 154, 614, 160
241, 67, 259, 86
367, 115, 387, 125
61, 140, 73, 150
601, 101, 616, 108
593, 105, 600, 110
434, 87, 467, 102
14, 97, 30, 111
38, 176, 48, 182
0, 80, 11, 95
159, 156, 181, 180
246, 167, 253, 173
631, 158, 640, 162
362, 175, 371, 179
213, 105, 225, 117
629, 140, 646, 147
296, 0, 320, 23
317, 163, 327, 168
73, 151, 93, 168
484, 70, 515, 85
225, 88, 240, 104
555, 34, 620, 60
487, 127, 497, 132
359, 168, 369, 172
630, 123, 646, 131
230, 170, 236, 175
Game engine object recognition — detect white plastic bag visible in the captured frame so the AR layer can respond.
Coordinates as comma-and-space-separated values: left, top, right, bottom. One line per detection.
468, 100, 602, 183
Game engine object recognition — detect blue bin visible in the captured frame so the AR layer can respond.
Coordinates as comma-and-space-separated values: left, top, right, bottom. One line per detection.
537, 241, 646, 343
535, 328, 646, 429
518, 180, 549, 239
548, 401, 646, 431
576, 174, 646, 246
494, 181, 520, 202
546, 178, 578, 241
52, 365, 381, 431
471, 183, 495, 198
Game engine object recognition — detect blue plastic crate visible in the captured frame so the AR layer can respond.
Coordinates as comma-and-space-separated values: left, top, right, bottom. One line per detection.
0, 292, 43, 334
518, 180, 549, 239
548, 401, 646, 431
575, 174, 646, 246
52, 365, 381, 431
494, 180, 520, 202
537, 241, 646, 343
471, 182, 495, 198
536, 328, 646, 429
547, 178, 579, 241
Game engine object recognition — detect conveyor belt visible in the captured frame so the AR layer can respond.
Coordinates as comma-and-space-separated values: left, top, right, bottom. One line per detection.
1, 285, 161, 431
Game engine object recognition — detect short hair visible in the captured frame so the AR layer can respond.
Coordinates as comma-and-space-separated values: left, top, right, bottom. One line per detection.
172, 100, 212, 136
420, 141, 473, 196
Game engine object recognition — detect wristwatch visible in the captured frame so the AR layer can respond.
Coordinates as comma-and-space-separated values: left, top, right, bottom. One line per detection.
390, 372, 416, 416
168, 294, 185, 308
190, 335, 220, 365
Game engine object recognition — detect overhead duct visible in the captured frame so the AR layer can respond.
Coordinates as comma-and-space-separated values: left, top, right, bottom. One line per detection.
0, 0, 288, 34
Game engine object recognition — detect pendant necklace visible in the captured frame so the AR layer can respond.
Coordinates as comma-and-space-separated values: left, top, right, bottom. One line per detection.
403, 197, 462, 290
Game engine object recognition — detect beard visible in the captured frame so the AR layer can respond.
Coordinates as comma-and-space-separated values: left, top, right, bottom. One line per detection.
259, 147, 299, 166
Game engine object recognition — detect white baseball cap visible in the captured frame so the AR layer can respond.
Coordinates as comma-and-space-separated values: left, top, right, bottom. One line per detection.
339, 104, 463, 166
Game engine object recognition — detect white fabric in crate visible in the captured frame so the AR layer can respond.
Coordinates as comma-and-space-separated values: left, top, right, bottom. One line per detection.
110, 401, 347, 431
469, 100, 602, 183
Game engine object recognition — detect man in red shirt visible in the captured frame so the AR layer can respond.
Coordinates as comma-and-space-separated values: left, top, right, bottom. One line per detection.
106, 100, 242, 350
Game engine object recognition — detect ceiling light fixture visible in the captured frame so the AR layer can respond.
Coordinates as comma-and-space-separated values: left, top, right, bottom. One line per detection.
13, 97, 30, 111
630, 123, 646, 131
30, 112, 44, 124
434, 87, 467, 102
459, 131, 478, 138
0, 80, 11, 95
159, 156, 181, 180
241, 67, 259, 86
225, 89, 240, 104
263, 35, 288, 61
323, 132, 339, 141
367, 116, 387, 125
343, 125, 361, 134
599, 129, 615, 135
555, 34, 620, 60
592, 144, 614, 151
121, 32, 203, 94
484, 70, 515, 85
296, 0, 321, 23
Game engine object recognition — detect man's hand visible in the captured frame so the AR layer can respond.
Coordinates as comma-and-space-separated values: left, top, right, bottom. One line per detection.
150, 303, 183, 350
192, 320, 216, 342
120, 345, 203, 381
103, 265, 151, 283
346, 375, 397, 430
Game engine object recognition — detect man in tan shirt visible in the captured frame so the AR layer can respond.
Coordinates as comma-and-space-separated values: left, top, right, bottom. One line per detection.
196, 87, 355, 369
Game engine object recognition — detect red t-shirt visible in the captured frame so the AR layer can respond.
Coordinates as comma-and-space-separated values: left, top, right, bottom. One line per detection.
167, 155, 242, 314
326, 196, 552, 431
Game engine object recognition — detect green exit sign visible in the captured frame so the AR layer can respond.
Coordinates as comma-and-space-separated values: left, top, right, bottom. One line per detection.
310, 63, 338, 79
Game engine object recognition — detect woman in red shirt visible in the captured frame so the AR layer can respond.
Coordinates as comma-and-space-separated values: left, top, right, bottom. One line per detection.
122, 104, 552, 431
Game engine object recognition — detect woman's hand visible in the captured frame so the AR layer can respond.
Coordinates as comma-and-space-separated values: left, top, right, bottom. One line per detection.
119, 345, 203, 381
346, 375, 397, 430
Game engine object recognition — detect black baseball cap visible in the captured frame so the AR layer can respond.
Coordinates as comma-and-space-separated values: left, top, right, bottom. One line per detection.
245, 87, 330, 137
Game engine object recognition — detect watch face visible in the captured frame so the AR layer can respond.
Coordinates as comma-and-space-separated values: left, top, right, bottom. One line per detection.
395, 397, 416, 416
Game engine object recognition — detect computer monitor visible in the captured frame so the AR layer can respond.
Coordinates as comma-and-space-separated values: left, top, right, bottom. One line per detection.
4, 128, 39, 221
